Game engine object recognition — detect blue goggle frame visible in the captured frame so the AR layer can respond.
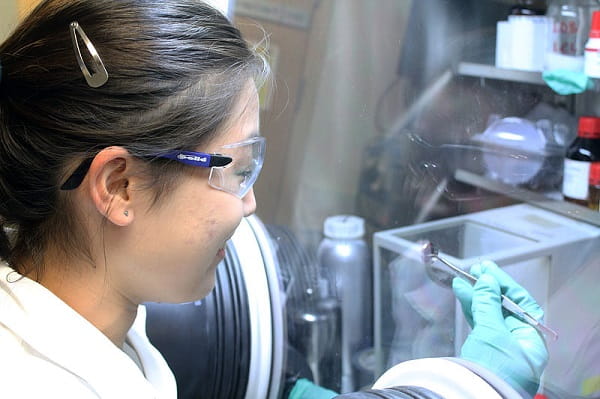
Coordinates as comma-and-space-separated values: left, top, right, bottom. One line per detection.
61, 137, 266, 199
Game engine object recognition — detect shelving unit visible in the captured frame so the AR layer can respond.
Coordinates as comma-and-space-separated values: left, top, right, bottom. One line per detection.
451, 63, 600, 225
456, 62, 546, 85
455, 169, 600, 227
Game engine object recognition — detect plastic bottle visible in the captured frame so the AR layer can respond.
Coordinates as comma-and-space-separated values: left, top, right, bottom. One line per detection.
545, 0, 596, 71
317, 215, 371, 394
562, 116, 600, 207
584, 11, 600, 77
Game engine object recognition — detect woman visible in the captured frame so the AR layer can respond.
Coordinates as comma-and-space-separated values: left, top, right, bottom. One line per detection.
0, 1, 547, 398
0, 0, 266, 397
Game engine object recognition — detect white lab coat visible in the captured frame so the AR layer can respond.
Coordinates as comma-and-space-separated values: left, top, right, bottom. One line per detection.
0, 264, 177, 398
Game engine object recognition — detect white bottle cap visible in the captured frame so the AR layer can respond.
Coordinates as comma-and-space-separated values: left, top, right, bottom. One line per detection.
323, 215, 365, 239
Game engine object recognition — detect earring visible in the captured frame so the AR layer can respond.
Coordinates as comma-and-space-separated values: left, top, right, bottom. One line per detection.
123, 210, 129, 217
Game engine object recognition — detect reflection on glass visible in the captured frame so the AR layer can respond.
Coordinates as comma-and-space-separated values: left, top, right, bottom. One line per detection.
233, 0, 600, 396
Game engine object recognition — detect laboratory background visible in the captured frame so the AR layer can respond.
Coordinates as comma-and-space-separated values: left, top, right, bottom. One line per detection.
2, 0, 600, 398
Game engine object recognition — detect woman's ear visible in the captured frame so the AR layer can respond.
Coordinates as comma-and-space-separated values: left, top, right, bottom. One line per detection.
85, 147, 136, 226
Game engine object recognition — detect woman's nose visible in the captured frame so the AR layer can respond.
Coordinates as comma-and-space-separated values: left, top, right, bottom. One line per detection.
242, 188, 257, 216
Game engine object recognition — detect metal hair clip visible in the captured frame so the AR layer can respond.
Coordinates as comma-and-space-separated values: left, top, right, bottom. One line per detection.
69, 21, 108, 88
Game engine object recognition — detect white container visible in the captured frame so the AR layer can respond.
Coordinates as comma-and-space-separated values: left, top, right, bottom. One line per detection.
495, 16, 549, 71
509, 15, 550, 71
584, 37, 600, 77
373, 204, 600, 392
584, 11, 600, 78
495, 21, 512, 69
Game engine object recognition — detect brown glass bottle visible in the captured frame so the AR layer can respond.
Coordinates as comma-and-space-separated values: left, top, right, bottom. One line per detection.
588, 163, 600, 211
562, 116, 600, 208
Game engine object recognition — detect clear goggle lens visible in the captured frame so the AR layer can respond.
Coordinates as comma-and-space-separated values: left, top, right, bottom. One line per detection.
59, 136, 266, 194
208, 136, 266, 198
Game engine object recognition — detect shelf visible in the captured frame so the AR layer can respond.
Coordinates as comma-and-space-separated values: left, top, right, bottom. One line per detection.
456, 62, 546, 85
454, 169, 600, 227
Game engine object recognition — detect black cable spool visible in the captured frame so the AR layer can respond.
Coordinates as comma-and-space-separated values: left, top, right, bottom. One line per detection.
264, 224, 320, 344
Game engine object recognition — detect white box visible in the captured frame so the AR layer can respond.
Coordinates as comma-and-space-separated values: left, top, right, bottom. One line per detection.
496, 16, 550, 71
373, 204, 600, 392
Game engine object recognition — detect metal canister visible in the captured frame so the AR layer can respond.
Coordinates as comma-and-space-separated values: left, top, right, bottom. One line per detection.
317, 215, 372, 393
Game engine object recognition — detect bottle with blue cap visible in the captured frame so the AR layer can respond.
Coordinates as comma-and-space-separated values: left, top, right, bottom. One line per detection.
317, 215, 372, 393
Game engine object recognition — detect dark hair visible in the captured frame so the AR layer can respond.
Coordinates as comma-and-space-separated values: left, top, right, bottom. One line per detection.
0, 0, 269, 273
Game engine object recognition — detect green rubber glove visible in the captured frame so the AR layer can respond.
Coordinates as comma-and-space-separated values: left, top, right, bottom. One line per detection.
542, 69, 592, 95
452, 261, 548, 397
287, 378, 338, 399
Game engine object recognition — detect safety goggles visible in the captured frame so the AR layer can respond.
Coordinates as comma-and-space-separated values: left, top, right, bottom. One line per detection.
60, 136, 266, 199
158, 136, 266, 198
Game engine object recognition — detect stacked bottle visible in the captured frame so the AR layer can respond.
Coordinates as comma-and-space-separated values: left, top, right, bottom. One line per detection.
545, 0, 598, 72
562, 116, 600, 209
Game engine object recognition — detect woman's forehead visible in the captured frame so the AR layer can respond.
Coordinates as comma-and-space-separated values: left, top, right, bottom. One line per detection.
209, 83, 259, 146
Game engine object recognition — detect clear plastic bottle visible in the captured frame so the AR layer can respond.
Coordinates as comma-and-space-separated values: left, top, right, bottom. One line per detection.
545, 0, 598, 71
562, 116, 600, 207
317, 215, 371, 393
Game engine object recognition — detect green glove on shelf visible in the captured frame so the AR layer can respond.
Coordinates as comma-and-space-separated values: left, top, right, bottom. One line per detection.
452, 261, 548, 397
542, 68, 592, 95
287, 378, 338, 399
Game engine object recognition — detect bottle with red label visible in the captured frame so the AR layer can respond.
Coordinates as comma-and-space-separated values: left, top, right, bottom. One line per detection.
562, 116, 600, 209
545, 0, 597, 72
584, 10, 600, 78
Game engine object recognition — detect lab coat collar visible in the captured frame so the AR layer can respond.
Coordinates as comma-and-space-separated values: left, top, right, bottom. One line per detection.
0, 264, 176, 398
